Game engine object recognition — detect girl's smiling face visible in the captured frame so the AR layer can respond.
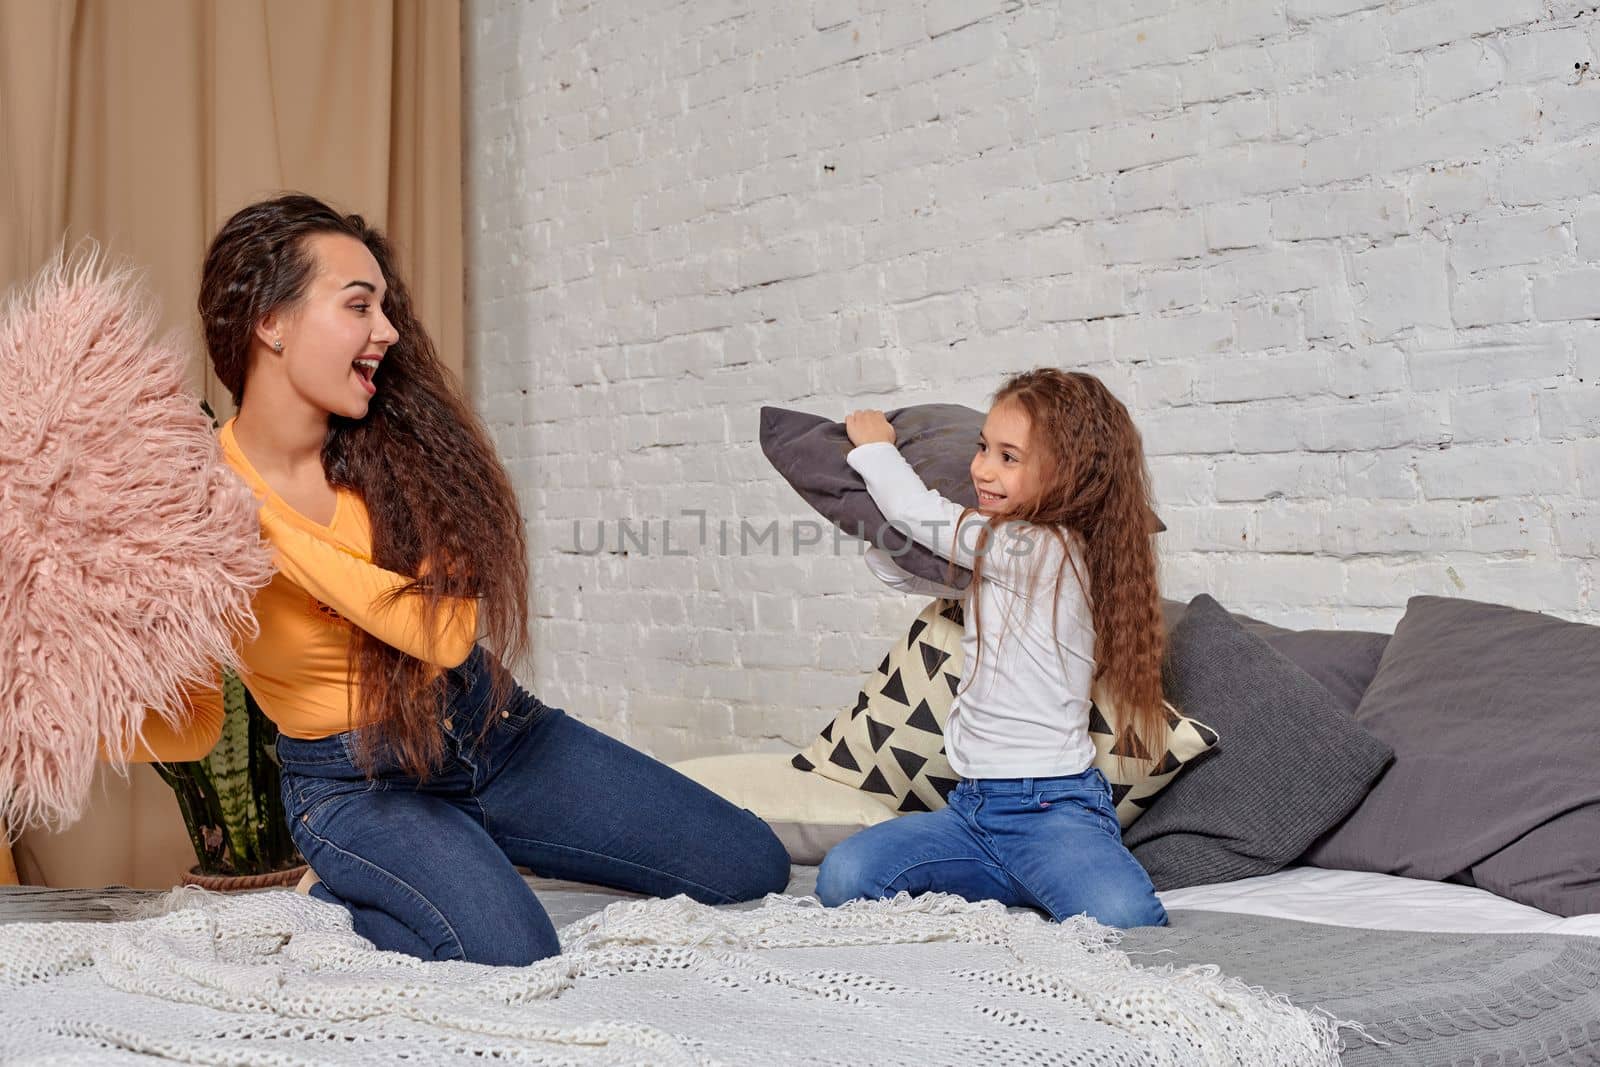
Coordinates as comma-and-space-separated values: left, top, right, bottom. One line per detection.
970, 399, 1042, 516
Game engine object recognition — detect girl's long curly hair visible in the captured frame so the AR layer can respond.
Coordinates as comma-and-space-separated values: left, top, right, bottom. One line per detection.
199, 193, 528, 777
958, 369, 1167, 762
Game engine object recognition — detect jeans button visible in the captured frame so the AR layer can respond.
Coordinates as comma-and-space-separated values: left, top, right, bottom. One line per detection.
501, 710, 510, 719
443, 717, 454, 731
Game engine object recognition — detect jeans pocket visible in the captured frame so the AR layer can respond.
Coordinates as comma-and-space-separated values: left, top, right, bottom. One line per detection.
288, 775, 377, 834
1085, 776, 1124, 837
508, 693, 551, 729
1037, 783, 1122, 838
1096, 803, 1125, 839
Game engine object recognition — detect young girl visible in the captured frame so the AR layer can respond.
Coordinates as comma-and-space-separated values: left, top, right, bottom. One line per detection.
118, 194, 789, 964
816, 369, 1169, 929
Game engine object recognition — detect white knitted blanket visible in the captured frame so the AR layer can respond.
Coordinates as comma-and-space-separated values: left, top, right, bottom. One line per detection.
0, 889, 1343, 1065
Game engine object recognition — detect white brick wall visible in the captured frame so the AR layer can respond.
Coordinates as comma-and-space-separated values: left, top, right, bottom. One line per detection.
465, 0, 1600, 760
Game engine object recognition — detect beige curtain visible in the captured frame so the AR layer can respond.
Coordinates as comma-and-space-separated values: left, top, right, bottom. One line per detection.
0, 0, 464, 888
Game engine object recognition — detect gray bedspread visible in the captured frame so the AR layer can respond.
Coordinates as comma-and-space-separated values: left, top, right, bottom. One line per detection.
6, 870, 1599, 1066
1118, 910, 1600, 1066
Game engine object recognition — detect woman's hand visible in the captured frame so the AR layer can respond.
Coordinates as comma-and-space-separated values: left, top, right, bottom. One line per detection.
845, 409, 896, 447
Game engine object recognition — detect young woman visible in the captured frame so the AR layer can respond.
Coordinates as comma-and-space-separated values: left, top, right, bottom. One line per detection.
816, 370, 1169, 929
122, 194, 789, 964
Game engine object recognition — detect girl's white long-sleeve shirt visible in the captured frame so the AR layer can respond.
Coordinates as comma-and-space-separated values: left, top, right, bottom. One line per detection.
848, 441, 1098, 780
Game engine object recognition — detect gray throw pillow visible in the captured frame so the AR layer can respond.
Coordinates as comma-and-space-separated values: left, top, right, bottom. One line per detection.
1125, 595, 1394, 890
760, 404, 984, 588
1159, 599, 1390, 714
761, 403, 1163, 588
1302, 595, 1600, 917
1237, 622, 1389, 716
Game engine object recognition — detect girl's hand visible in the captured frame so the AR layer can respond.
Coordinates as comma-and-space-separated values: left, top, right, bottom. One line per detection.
845, 409, 896, 447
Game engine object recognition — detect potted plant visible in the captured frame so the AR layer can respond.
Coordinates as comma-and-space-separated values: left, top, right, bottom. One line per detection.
151, 400, 304, 890
153, 669, 305, 890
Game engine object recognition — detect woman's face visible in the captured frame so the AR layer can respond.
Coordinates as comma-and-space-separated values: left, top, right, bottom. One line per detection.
263, 234, 398, 420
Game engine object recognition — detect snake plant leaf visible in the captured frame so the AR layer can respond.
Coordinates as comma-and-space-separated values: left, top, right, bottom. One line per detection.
203, 669, 260, 871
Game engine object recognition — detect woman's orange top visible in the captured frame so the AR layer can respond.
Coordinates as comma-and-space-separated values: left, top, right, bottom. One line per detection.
124, 419, 479, 762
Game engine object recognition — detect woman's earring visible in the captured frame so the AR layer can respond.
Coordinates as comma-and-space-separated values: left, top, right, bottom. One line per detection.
272, 340, 283, 351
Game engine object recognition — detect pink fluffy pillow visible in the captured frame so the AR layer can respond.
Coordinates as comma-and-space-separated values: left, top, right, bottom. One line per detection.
0, 248, 273, 832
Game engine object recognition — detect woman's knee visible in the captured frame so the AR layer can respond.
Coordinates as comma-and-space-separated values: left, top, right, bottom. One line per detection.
379, 881, 560, 965
447, 904, 561, 966
718, 815, 791, 901
310, 881, 557, 965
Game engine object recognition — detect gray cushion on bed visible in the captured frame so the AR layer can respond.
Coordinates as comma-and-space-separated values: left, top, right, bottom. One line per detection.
1126, 595, 1394, 890
760, 404, 984, 587
1160, 598, 1389, 714
1231, 619, 1389, 715
1471, 806, 1600, 918
1302, 595, 1600, 917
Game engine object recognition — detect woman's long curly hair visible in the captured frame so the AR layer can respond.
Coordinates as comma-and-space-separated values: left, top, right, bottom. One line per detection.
957, 369, 1167, 762
199, 193, 528, 777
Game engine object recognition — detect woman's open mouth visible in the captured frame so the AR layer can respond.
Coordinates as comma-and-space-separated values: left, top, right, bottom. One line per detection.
977, 487, 1006, 509
352, 357, 381, 396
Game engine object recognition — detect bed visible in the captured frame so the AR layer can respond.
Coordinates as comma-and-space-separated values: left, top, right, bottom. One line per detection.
4, 865, 1597, 1065
6, 593, 1598, 1062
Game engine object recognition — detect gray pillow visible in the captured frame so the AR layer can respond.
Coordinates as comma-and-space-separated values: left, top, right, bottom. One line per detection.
1125, 595, 1394, 890
1469, 808, 1600, 918
1302, 595, 1600, 917
1237, 622, 1389, 716
761, 403, 1163, 588
760, 404, 986, 588
1160, 599, 1390, 714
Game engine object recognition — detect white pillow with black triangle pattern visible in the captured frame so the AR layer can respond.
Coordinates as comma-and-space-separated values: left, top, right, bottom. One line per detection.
792, 598, 1219, 829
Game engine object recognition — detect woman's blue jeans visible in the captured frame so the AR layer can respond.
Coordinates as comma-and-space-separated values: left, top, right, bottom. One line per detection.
276, 647, 790, 965
816, 770, 1168, 929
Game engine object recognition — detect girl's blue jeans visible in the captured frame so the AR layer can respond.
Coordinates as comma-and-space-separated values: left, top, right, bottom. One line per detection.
276, 646, 791, 965
816, 770, 1169, 929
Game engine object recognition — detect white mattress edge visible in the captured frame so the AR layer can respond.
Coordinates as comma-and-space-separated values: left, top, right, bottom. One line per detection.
1158, 866, 1600, 936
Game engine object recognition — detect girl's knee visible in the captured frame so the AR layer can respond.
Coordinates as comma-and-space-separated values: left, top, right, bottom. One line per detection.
814, 854, 853, 907
816, 836, 882, 907
1068, 889, 1168, 930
